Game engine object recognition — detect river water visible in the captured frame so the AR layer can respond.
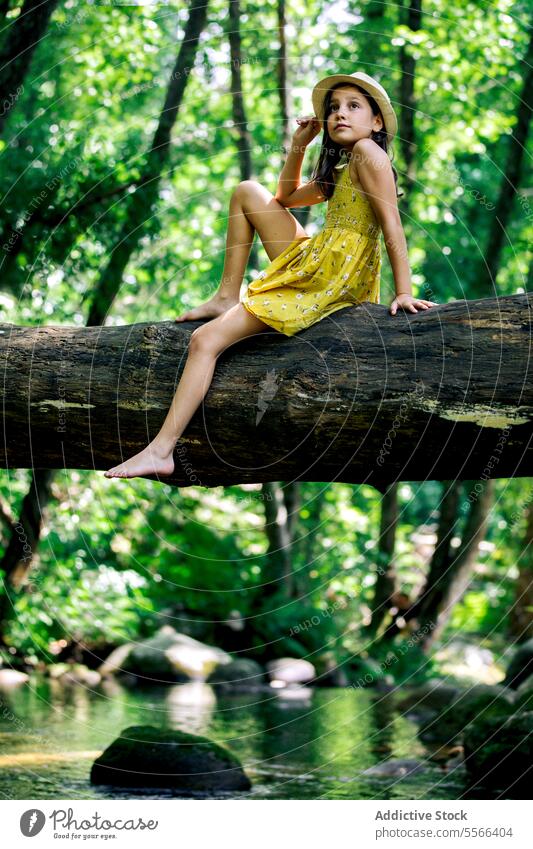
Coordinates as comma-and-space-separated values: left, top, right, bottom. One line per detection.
0, 676, 467, 800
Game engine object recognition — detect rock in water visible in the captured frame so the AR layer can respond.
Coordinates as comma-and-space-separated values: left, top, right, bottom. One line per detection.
463, 711, 533, 796
396, 679, 460, 713
90, 725, 251, 792
206, 659, 266, 691
266, 657, 316, 685
0, 669, 29, 687
515, 676, 533, 712
117, 626, 232, 683
362, 759, 425, 778
419, 684, 516, 743
503, 637, 533, 689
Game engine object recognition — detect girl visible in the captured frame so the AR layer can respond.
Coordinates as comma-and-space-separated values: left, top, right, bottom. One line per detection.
104, 71, 437, 480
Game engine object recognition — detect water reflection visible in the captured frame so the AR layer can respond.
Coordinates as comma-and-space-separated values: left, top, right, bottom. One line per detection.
0, 675, 467, 800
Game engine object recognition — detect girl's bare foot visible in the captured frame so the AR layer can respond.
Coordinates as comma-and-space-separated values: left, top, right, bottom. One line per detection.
174, 294, 239, 322
104, 441, 175, 479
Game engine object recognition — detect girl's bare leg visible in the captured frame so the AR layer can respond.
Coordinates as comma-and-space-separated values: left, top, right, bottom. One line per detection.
104, 304, 271, 480
175, 180, 309, 322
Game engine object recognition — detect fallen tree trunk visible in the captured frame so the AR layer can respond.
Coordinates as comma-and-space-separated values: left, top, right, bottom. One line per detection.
1, 293, 532, 489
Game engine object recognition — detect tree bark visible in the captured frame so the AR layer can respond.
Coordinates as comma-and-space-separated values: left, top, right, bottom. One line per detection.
1, 292, 532, 486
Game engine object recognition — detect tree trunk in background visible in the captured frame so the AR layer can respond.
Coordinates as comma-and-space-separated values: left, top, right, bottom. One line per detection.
0, 469, 54, 634
509, 496, 533, 641
414, 479, 496, 647
364, 0, 387, 61
296, 489, 327, 596
474, 23, 533, 297
0, 0, 210, 639
380, 479, 495, 647
228, 0, 253, 177
261, 480, 294, 599
86, 0, 209, 325
276, 0, 309, 237
258, 481, 301, 600
365, 483, 399, 637
227, 0, 261, 277
277, 0, 291, 155
257, 480, 314, 606
391, 478, 462, 642
283, 480, 301, 540
0, 0, 59, 135
398, 0, 422, 189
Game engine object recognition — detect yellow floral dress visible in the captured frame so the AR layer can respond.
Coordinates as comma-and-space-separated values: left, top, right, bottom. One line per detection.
240, 163, 382, 336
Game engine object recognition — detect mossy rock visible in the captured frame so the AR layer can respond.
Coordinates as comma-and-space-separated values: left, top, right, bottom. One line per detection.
90, 725, 251, 792
121, 626, 231, 683
396, 679, 460, 713
503, 637, 533, 689
419, 685, 515, 744
206, 659, 265, 691
514, 676, 533, 713
463, 711, 533, 795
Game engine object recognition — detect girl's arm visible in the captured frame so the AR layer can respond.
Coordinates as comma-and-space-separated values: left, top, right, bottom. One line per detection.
275, 117, 325, 208
350, 138, 437, 315
275, 144, 325, 207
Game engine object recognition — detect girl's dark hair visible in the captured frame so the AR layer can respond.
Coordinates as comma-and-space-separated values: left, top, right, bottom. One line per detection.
309, 82, 402, 201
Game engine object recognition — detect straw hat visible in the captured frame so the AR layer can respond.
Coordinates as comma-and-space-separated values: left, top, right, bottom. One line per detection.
312, 71, 398, 142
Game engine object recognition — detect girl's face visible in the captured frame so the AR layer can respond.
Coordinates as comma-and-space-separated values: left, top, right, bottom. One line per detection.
326, 85, 383, 152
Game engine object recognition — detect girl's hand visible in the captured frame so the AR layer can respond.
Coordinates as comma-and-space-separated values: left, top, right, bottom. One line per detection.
390, 294, 438, 315
292, 115, 322, 147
